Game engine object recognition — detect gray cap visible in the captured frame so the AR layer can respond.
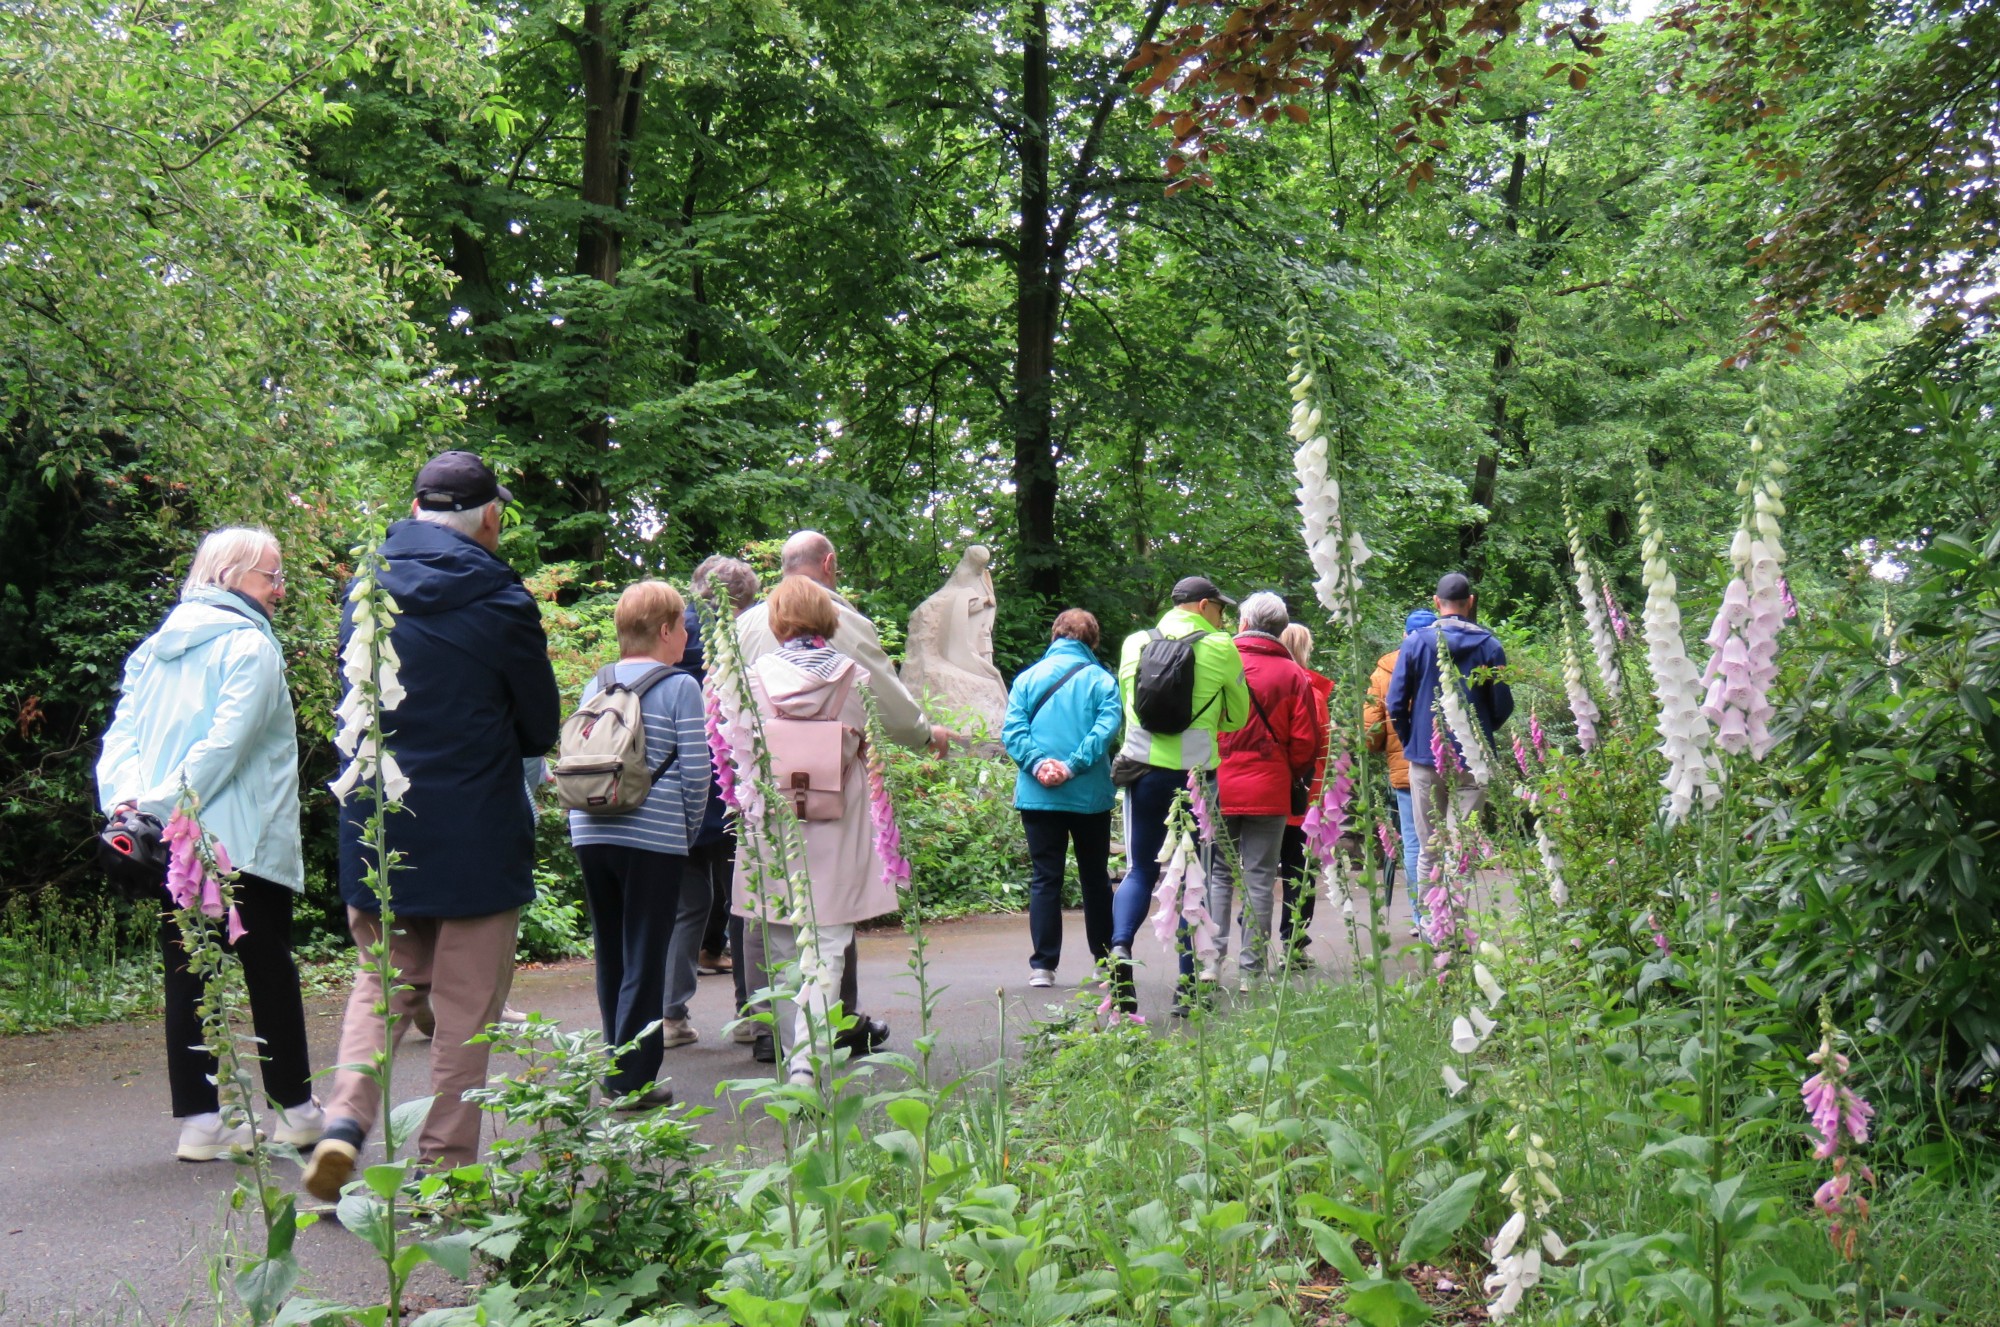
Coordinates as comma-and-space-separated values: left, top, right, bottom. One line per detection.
1436, 572, 1474, 602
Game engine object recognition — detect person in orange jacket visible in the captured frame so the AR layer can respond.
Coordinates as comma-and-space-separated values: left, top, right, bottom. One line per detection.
1365, 609, 1435, 935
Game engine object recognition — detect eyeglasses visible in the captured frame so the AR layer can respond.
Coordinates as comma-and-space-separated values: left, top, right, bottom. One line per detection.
250, 565, 286, 587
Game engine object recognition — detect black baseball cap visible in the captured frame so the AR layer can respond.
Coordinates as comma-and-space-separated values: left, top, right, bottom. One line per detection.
1436, 572, 1474, 601
414, 450, 513, 512
1171, 575, 1237, 607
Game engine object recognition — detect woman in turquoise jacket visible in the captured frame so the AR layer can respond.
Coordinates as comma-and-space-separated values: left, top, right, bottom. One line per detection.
97, 527, 323, 1162
1002, 609, 1124, 987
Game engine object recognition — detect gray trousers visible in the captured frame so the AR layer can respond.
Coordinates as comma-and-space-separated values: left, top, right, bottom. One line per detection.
1208, 814, 1287, 975
1407, 762, 1486, 891
662, 852, 713, 1022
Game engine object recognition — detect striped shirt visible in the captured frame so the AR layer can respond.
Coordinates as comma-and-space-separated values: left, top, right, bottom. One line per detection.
566, 662, 712, 856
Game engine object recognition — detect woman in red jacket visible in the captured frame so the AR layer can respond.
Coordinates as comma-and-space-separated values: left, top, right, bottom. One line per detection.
1211, 592, 1325, 988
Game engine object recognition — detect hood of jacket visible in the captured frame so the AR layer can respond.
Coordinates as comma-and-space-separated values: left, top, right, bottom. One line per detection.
375, 519, 523, 616
1439, 616, 1499, 663
151, 587, 279, 661
1234, 632, 1295, 663
756, 650, 864, 717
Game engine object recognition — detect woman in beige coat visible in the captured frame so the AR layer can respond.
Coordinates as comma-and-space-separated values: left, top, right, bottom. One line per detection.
731, 576, 896, 1082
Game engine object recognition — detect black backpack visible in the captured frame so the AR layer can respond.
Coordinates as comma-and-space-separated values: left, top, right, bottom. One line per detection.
1132, 629, 1214, 735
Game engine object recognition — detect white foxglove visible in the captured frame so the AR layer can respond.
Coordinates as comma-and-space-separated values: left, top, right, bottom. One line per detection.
1451, 1015, 1483, 1054
1287, 349, 1369, 625
1561, 628, 1600, 752
1567, 510, 1624, 703
329, 570, 407, 805
1442, 1064, 1469, 1097
1637, 481, 1719, 824
1469, 1006, 1497, 1038
1474, 962, 1505, 1009
1534, 819, 1569, 906
1437, 666, 1494, 787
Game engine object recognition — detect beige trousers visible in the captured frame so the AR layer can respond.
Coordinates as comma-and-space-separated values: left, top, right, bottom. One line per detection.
324, 907, 519, 1167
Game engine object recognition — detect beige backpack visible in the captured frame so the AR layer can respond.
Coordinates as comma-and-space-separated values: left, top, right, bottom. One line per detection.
551, 664, 681, 814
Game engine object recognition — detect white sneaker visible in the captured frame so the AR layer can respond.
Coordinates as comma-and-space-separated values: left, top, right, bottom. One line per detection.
1196, 964, 1218, 983
176, 1112, 257, 1162
661, 1017, 699, 1048
499, 1005, 529, 1024
730, 1017, 760, 1044
1029, 968, 1055, 988
270, 1098, 326, 1147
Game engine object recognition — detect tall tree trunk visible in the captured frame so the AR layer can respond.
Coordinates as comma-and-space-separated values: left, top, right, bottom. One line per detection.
569, 4, 647, 562
1459, 112, 1529, 565
1009, 0, 1174, 601
1012, 0, 1061, 601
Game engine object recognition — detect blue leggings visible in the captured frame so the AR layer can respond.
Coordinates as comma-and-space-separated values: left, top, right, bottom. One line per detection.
1111, 766, 1212, 977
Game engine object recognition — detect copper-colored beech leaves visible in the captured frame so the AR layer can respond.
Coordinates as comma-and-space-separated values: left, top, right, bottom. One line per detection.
1126, 0, 1604, 192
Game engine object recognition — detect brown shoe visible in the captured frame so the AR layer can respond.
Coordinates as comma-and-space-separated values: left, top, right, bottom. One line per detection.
302, 1137, 359, 1203
697, 949, 732, 975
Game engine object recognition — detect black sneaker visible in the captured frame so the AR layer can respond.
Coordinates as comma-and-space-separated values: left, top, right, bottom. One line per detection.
752, 1031, 776, 1063
835, 1016, 890, 1055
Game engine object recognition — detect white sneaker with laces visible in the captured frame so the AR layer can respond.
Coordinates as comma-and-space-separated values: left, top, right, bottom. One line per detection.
661, 1017, 699, 1048
176, 1112, 257, 1162
270, 1098, 326, 1147
1029, 968, 1055, 988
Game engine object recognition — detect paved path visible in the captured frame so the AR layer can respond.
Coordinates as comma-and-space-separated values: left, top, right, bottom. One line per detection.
0, 900, 1423, 1323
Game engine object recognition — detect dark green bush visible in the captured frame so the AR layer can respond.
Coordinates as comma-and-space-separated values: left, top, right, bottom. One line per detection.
1755, 521, 2000, 1131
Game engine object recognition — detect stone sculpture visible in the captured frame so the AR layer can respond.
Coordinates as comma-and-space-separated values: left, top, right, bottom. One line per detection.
900, 545, 1010, 735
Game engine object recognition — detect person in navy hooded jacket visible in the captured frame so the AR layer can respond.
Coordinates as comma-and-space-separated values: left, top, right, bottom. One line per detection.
1385, 572, 1513, 891
1003, 608, 1124, 988
305, 451, 561, 1201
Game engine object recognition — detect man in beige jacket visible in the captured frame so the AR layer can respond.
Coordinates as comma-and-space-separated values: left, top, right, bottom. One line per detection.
732, 530, 955, 1061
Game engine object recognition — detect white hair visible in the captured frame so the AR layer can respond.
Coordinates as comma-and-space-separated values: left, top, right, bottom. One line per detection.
414, 499, 498, 537
1239, 591, 1290, 636
183, 527, 279, 598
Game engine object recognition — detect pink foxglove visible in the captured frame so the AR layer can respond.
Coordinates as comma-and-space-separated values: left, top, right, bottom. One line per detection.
1702, 414, 1789, 759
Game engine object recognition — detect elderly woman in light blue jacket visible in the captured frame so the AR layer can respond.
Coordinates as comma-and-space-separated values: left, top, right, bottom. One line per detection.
1003, 608, 1124, 989
97, 527, 323, 1162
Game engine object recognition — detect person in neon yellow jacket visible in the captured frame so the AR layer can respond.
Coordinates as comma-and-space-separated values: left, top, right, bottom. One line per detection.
1106, 576, 1249, 1015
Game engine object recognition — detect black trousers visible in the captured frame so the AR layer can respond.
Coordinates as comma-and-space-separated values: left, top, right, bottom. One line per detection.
694, 835, 733, 956
160, 874, 313, 1118
576, 843, 684, 1095
1020, 809, 1114, 973
1278, 824, 1315, 953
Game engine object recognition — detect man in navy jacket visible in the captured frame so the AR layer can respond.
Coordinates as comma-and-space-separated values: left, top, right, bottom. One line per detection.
1386, 572, 1514, 892
306, 451, 560, 1200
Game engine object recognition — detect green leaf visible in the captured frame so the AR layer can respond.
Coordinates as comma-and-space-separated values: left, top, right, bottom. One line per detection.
386, 1095, 436, 1153
235, 1254, 301, 1325
1300, 1218, 1369, 1283
1342, 1276, 1432, 1327
420, 1230, 478, 1280
1397, 1169, 1486, 1267
336, 1193, 395, 1258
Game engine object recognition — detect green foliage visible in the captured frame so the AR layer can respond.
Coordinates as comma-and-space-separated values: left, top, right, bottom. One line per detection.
0, 892, 158, 1034
879, 711, 1030, 920
1756, 518, 2000, 1125
453, 1018, 720, 1307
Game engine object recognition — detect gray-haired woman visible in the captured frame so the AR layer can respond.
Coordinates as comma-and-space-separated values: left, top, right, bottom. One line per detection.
96, 527, 323, 1161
